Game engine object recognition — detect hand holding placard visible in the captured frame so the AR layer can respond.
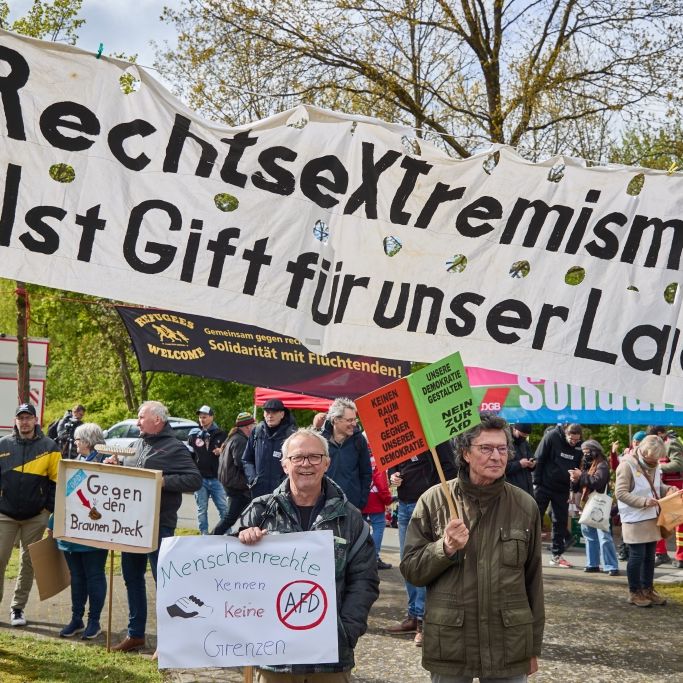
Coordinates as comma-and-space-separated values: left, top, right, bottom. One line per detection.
357, 352, 480, 520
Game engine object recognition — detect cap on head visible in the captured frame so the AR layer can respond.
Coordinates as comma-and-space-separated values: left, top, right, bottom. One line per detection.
235, 411, 255, 427
581, 439, 603, 454
515, 423, 533, 435
15, 403, 36, 417
633, 430, 647, 443
196, 405, 214, 416
263, 399, 285, 412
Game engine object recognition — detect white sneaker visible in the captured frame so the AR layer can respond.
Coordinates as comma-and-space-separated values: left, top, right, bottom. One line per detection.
10, 608, 26, 627
549, 555, 573, 568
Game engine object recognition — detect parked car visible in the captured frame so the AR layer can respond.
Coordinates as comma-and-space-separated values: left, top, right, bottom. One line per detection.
102, 417, 198, 450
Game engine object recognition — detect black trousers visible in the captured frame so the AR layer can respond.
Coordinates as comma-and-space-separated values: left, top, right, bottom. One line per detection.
212, 491, 251, 535
535, 486, 569, 556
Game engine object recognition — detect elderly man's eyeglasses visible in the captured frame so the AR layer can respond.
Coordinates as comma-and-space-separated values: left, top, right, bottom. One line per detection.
288, 453, 325, 465
471, 444, 510, 456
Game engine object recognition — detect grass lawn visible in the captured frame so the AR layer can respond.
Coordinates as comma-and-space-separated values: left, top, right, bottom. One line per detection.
5, 528, 201, 580
1, 528, 203, 681
0, 631, 165, 682
655, 582, 683, 604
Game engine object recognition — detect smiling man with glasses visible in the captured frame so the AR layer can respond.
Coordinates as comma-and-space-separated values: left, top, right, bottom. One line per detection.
401, 413, 544, 683
231, 428, 379, 682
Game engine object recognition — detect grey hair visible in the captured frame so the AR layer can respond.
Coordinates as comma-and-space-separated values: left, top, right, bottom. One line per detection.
282, 428, 329, 459
638, 435, 665, 460
453, 412, 512, 473
139, 400, 169, 422
74, 422, 105, 450
327, 397, 357, 423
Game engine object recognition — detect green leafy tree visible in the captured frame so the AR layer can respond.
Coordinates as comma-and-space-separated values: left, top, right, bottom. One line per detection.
157, 0, 683, 159
2, 0, 84, 42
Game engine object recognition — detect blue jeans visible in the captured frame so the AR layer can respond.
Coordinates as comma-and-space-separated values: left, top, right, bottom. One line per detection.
121, 526, 174, 638
398, 501, 425, 619
195, 477, 228, 534
581, 524, 618, 571
64, 549, 108, 622
364, 512, 386, 558
626, 541, 657, 592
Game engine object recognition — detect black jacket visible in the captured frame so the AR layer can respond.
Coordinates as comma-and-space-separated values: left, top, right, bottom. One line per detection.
242, 412, 297, 498
0, 426, 61, 519
532, 425, 582, 492
217, 429, 249, 493
235, 476, 379, 673
131, 423, 202, 528
506, 435, 534, 495
391, 441, 457, 503
321, 423, 372, 510
188, 422, 227, 478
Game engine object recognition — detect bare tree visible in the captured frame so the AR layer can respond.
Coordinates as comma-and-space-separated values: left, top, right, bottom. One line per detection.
157, 0, 683, 158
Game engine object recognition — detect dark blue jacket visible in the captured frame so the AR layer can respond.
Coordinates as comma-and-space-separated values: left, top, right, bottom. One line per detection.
242, 412, 297, 498
323, 424, 372, 510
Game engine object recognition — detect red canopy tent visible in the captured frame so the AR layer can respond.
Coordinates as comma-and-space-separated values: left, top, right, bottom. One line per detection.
254, 387, 333, 411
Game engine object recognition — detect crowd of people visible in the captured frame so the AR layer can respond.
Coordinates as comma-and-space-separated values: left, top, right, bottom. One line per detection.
0, 397, 682, 681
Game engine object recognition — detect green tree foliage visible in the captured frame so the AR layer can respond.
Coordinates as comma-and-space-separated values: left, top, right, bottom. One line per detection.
157, 0, 683, 159
2, 0, 84, 43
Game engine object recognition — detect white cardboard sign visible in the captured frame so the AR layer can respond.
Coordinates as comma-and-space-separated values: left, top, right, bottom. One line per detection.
54, 460, 161, 553
156, 532, 338, 669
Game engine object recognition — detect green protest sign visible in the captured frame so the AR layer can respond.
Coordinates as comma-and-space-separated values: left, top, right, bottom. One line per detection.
406, 352, 480, 447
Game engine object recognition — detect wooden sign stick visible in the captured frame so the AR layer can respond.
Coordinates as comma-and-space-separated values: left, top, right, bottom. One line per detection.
106, 550, 114, 652
430, 446, 458, 519
244, 665, 254, 682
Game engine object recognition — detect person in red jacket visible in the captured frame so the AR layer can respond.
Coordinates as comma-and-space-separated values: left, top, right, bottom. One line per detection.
362, 454, 393, 570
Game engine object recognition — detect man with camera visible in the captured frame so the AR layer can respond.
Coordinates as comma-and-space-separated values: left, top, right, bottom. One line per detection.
57, 404, 85, 459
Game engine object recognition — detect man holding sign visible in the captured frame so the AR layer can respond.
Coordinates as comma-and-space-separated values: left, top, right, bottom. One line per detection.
106, 401, 202, 652
234, 427, 379, 682
401, 414, 544, 683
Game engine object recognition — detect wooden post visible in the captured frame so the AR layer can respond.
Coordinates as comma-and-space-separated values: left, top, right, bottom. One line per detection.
244, 665, 254, 682
15, 282, 30, 403
106, 550, 115, 652
430, 446, 458, 519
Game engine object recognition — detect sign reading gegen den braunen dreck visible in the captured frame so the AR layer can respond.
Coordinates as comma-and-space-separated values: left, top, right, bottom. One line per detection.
53, 460, 162, 553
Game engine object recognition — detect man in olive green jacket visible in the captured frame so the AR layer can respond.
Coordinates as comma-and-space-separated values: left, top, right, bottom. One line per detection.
401, 413, 544, 683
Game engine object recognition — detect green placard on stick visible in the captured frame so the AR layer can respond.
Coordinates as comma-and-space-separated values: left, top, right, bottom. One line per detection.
406, 352, 480, 447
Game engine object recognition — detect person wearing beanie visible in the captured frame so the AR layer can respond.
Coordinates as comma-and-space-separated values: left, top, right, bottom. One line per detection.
242, 399, 297, 498
214, 411, 257, 535
506, 423, 535, 495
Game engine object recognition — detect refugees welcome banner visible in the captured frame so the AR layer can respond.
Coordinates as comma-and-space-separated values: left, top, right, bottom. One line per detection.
2, 31, 683, 404
117, 305, 410, 399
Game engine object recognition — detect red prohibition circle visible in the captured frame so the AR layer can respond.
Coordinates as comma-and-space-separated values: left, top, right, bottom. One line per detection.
276, 579, 328, 630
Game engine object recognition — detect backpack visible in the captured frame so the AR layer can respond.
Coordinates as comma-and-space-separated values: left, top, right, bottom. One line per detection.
47, 420, 59, 441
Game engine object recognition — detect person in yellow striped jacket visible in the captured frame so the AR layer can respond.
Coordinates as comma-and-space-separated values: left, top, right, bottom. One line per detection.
0, 403, 61, 627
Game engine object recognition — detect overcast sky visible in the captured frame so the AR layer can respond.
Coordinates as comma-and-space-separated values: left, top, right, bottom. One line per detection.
8, 0, 179, 74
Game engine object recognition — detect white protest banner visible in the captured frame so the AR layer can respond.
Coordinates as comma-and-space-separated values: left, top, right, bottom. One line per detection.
3, 30, 683, 404
53, 460, 161, 553
156, 532, 338, 669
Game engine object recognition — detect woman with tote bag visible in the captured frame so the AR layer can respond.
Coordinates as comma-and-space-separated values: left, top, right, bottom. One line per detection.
570, 439, 620, 576
615, 435, 679, 608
